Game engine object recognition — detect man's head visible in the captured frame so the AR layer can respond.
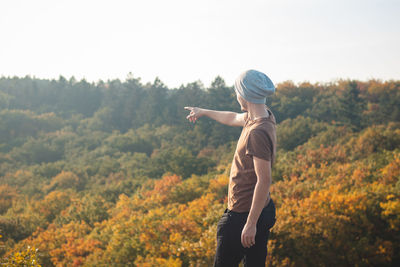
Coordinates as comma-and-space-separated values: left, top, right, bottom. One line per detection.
234, 70, 275, 109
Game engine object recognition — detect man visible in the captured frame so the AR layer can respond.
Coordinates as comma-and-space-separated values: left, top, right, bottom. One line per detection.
185, 69, 277, 267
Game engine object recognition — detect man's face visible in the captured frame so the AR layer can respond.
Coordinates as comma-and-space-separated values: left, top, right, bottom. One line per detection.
236, 94, 248, 112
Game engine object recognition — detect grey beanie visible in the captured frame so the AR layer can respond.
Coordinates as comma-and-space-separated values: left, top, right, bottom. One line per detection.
234, 69, 275, 104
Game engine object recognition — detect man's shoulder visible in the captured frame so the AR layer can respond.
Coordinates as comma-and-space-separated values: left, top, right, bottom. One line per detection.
248, 123, 276, 144
250, 122, 274, 132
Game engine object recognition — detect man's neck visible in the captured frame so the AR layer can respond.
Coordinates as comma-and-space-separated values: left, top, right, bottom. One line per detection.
248, 105, 269, 120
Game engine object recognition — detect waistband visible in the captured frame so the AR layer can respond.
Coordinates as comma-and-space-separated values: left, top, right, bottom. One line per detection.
224, 197, 274, 215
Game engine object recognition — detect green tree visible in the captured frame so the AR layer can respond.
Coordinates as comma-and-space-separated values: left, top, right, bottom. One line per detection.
336, 81, 366, 130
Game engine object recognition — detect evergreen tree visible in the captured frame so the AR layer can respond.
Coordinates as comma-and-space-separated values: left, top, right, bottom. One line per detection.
336, 80, 366, 130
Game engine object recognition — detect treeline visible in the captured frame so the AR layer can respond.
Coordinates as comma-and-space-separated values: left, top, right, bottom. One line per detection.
1, 75, 399, 133
0, 75, 399, 266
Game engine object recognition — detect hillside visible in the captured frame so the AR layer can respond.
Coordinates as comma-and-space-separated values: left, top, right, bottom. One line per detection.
0, 76, 399, 266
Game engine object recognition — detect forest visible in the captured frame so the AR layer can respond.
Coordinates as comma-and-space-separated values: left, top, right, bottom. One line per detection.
0, 74, 399, 266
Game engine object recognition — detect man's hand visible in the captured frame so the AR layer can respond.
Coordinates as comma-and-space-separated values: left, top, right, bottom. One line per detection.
241, 222, 257, 248
184, 106, 203, 123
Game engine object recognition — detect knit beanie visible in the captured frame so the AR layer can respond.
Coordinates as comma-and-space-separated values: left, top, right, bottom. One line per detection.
234, 69, 275, 104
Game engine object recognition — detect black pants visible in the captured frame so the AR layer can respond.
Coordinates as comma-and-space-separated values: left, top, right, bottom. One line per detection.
213, 198, 276, 267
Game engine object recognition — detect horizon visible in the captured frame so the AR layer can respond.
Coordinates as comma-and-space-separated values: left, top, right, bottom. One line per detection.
1, 73, 398, 89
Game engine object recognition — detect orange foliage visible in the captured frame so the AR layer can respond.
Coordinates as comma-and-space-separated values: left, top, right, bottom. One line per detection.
142, 174, 182, 205
379, 154, 400, 185
4, 127, 400, 266
19, 221, 102, 266
35, 191, 72, 222
0, 185, 18, 214
45, 171, 81, 191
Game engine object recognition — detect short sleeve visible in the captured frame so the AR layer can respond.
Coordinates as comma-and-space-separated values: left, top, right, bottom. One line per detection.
245, 129, 272, 161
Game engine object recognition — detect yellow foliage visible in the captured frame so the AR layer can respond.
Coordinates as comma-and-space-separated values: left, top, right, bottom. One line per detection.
1, 245, 41, 266
134, 255, 182, 267
380, 199, 400, 230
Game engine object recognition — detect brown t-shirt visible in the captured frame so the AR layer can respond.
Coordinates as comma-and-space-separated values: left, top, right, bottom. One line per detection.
227, 106, 277, 212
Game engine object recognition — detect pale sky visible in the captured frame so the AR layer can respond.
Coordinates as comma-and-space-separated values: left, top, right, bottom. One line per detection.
1, 0, 399, 88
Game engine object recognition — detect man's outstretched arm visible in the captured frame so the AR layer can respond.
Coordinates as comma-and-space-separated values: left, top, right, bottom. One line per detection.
184, 106, 247, 127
